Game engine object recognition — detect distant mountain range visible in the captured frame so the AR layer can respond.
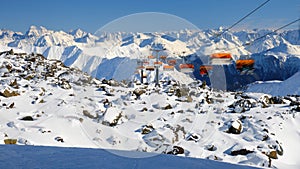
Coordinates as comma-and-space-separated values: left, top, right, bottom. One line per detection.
0, 26, 299, 90
1, 27, 300, 169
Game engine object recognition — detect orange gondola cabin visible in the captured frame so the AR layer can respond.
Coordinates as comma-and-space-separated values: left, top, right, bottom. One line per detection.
200, 65, 213, 76
211, 53, 232, 59
145, 66, 155, 71
179, 64, 194, 73
236, 59, 255, 71
136, 66, 145, 70
168, 60, 177, 66
160, 55, 167, 60
143, 61, 150, 65
210, 53, 232, 65
163, 65, 175, 71
148, 55, 155, 59
154, 61, 163, 67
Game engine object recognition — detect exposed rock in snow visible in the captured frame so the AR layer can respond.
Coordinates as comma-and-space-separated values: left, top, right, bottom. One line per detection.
228, 119, 243, 134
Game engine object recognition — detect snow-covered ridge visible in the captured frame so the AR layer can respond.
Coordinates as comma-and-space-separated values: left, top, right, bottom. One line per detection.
0, 26, 299, 90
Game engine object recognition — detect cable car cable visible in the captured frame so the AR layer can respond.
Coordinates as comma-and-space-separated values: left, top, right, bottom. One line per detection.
225, 18, 300, 51
248, 18, 300, 44
215, 0, 271, 38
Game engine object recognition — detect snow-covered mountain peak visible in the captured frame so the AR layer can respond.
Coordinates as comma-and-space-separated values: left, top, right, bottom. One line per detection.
265, 39, 300, 56
0, 25, 300, 91
0, 29, 18, 41
26, 25, 51, 37
69, 28, 88, 39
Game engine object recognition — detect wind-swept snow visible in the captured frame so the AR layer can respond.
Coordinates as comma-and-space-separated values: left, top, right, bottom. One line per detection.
246, 71, 300, 96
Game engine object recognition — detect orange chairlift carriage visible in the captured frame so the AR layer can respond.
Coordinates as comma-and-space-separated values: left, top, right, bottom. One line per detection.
200, 65, 213, 76
167, 59, 176, 66
136, 58, 147, 83
210, 53, 232, 65
143, 60, 150, 66
179, 63, 194, 73
235, 59, 255, 72
136, 65, 145, 70
161, 56, 175, 71
148, 55, 155, 59
163, 65, 175, 71
178, 52, 194, 73
197, 52, 232, 76
144, 55, 156, 71
160, 55, 167, 60
145, 66, 155, 71
153, 61, 163, 67
136, 60, 145, 70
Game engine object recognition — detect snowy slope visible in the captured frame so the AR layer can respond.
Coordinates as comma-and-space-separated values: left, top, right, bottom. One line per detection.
246, 71, 300, 96
0, 51, 299, 169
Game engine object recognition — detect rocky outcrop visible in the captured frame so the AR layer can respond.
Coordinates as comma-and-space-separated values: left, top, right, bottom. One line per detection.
231, 149, 254, 156
4, 138, 17, 144
228, 120, 243, 134
167, 146, 185, 155
0, 89, 19, 98
19, 116, 34, 121
141, 125, 154, 134
133, 88, 146, 99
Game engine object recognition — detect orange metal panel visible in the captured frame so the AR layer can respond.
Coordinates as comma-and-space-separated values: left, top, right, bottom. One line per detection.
236, 59, 255, 69
148, 55, 155, 59
163, 65, 175, 71
200, 65, 213, 71
145, 66, 155, 71
136, 66, 145, 70
168, 60, 177, 65
211, 53, 232, 59
200, 65, 213, 75
160, 55, 167, 59
154, 61, 163, 65
179, 64, 194, 69
143, 61, 150, 65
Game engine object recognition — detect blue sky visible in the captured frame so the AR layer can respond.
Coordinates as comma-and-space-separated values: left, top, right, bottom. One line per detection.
1, 0, 299, 33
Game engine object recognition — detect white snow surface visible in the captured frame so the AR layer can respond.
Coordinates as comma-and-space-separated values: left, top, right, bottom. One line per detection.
0, 52, 299, 169
246, 71, 300, 96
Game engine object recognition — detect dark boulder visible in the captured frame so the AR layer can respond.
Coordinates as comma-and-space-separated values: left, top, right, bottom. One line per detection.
20, 116, 34, 121
231, 149, 254, 156
167, 146, 185, 155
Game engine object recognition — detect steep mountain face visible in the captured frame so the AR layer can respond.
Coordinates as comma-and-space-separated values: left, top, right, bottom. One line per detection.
282, 29, 300, 45
0, 26, 299, 90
